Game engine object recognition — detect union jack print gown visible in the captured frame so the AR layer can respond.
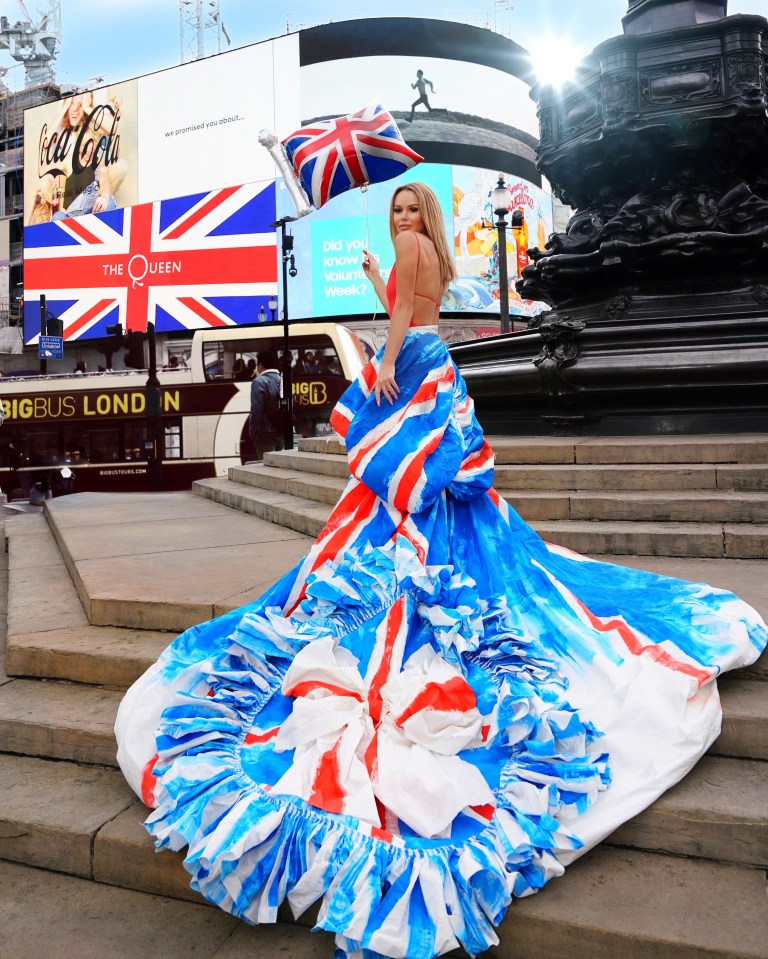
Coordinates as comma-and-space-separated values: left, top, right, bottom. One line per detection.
116, 327, 766, 959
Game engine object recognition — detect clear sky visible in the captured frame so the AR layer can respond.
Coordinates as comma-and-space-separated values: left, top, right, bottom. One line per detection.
1, 0, 765, 91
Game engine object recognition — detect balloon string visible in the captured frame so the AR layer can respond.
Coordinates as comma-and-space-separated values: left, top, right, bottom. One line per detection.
362, 182, 376, 322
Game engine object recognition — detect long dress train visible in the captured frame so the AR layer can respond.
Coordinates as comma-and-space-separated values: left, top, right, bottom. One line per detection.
116, 327, 767, 959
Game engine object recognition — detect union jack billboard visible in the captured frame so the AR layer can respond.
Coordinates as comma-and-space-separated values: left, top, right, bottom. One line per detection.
23, 181, 278, 342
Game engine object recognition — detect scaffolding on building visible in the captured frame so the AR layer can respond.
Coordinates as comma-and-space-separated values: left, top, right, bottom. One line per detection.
180, 0, 230, 64
0, 3, 65, 332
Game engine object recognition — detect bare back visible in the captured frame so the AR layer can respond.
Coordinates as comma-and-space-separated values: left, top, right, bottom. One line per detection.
386, 232, 444, 326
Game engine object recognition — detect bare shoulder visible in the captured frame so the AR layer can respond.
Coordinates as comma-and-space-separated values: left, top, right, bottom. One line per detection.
393, 231, 419, 254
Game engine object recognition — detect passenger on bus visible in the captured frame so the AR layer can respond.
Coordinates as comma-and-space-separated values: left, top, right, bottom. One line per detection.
233, 357, 250, 381
295, 349, 319, 375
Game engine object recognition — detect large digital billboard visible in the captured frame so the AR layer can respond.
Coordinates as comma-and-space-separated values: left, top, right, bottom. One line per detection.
24, 80, 139, 225
137, 35, 300, 202
23, 18, 550, 343
23, 181, 277, 341
23, 34, 300, 223
278, 163, 552, 321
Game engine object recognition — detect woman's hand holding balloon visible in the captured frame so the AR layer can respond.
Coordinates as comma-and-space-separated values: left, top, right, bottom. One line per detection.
361, 248, 381, 282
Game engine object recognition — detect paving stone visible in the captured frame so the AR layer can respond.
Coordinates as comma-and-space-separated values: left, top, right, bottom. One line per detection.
297, 436, 345, 457
94, 801, 209, 905
505, 846, 768, 959
0, 754, 134, 877
0, 678, 120, 765
210, 921, 334, 959
487, 435, 580, 465
573, 434, 768, 465
264, 449, 349, 478
714, 678, 768, 760
0, 859, 240, 959
6, 525, 63, 569
724, 523, 768, 559
496, 463, 722, 491
8, 559, 87, 636
716, 465, 768, 492
196, 480, 330, 540
73, 538, 310, 631
56, 512, 305, 564
6, 624, 171, 687
45, 491, 226, 530
501, 491, 571, 521
564, 490, 768, 524
532, 519, 726, 558
607, 755, 768, 867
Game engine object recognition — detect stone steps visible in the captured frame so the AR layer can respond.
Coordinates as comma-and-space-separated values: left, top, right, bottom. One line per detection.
195, 473, 768, 558
2, 460, 768, 959
0, 678, 121, 766
268, 448, 768, 492
188, 435, 768, 558
1, 750, 767, 959
0, 667, 763, 778
301, 433, 768, 466
230, 462, 768, 523
0, 859, 332, 959
35, 491, 313, 632
194, 475, 331, 539
4, 851, 765, 959
6, 623, 169, 687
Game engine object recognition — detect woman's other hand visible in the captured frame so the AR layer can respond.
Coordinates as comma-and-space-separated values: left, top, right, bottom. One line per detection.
374, 360, 399, 406
361, 248, 381, 281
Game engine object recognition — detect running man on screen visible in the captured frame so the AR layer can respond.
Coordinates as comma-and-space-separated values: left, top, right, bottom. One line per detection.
408, 70, 438, 123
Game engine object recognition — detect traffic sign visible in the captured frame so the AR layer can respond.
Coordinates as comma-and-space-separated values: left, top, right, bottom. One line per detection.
39, 335, 63, 359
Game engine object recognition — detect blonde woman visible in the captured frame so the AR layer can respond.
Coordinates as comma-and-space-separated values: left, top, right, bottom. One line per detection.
362, 181, 456, 405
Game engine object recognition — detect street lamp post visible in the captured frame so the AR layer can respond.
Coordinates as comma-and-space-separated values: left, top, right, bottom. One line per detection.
491, 175, 511, 335
270, 218, 296, 451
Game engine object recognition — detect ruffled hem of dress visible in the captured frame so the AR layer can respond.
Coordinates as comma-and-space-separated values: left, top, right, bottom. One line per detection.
146, 537, 610, 959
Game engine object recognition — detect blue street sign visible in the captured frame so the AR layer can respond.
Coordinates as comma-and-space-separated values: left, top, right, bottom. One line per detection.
39, 335, 64, 359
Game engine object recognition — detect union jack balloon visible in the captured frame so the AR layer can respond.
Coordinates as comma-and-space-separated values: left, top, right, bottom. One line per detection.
282, 103, 423, 210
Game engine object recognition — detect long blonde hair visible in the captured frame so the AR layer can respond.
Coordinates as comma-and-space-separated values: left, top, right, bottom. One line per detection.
389, 182, 457, 289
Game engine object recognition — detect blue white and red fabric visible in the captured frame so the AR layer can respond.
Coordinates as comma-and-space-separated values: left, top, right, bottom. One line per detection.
116, 328, 766, 959
282, 103, 423, 210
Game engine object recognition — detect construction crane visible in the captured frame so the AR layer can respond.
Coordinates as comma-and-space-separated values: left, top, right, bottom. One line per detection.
180, 0, 231, 64
0, 0, 62, 87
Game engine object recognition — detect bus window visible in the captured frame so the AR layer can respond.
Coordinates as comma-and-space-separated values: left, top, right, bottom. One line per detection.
62, 427, 91, 464
165, 422, 182, 459
28, 430, 59, 466
124, 423, 148, 462
203, 334, 345, 384
89, 428, 120, 464
204, 339, 264, 381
